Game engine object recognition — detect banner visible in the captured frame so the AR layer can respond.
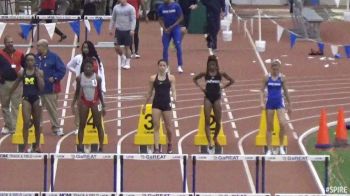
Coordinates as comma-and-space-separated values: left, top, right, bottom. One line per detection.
69, 20, 80, 36
277, 24, 284, 42
0, 22, 6, 39
290, 32, 297, 48
84, 19, 91, 32
44, 23, 56, 39
19, 23, 33, 40
92, 19, 103, 35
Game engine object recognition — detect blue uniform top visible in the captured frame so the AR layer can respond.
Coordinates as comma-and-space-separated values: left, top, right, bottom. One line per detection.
158, 2, 183, 28
267, 74, 283, 100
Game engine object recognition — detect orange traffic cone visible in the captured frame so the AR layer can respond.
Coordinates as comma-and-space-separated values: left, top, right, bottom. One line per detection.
334, 108, 348, 147
315, 109, 332, 149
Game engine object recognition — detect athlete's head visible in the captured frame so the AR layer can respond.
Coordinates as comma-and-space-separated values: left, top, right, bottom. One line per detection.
4, 35, 14, 52
24, 53, 36, 69
206, 55, 219, 74
270, 59, 281, 76
81, 41, 101, 65
157, 59, 168, 73
82, 57, 94, 76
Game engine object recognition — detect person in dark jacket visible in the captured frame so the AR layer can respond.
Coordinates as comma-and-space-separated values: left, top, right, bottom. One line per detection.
35, 39, 66, 136
201, 0, 225, 55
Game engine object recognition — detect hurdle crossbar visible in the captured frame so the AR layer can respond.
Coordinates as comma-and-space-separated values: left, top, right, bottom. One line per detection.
50, 153, 117, 192
0, 15, 34, 20
194, 194, 271, 196
120, 154, 188, 193
191, 154, 261, 194
120, 192, 192, 196
0, 153, 48, 191
41, 192, 116, 196
0, 192, 39, 196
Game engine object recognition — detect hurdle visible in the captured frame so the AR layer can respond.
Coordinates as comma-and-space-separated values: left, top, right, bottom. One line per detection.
35, 15, 81, 47
83, 15, 111, 42
0, 15, 35, 48
50, 153, 117, 192
119, 154, 188, 194
260, 155, 330, 193
0, 153, 48, 191
120, 193, 192, 196
0, 192, 40, 196
191, 154, 261, 194
41, 192, 116, 196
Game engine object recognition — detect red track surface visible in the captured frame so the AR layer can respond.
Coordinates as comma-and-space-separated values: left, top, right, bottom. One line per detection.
1, 10, 350, 194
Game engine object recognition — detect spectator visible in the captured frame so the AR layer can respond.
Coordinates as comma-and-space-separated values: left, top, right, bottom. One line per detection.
0, 36, 24, 135
35, 39, 66, 136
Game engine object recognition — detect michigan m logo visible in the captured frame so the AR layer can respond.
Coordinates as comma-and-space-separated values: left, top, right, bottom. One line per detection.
24, 77, 35, 85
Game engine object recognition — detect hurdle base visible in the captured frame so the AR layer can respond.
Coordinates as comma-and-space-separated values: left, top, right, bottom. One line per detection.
200, 145, 223, 154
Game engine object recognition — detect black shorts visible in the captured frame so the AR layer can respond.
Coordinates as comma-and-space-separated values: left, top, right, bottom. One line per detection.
114, 29, 132, 46
205, 93, 221, 104
23, 95, 40, 105
152, 101, 172, 111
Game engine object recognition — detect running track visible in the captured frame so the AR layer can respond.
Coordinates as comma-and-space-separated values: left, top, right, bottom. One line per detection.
0, 8, 350, 194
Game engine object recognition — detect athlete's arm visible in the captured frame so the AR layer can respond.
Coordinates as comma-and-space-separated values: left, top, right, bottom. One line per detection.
193, 72, 206, 93
221, 72, 234, 89
168, 4, 184, 31
281, 75, 292, 115
260, 75, 268, 110
36, 69, 45, 92
71, 77, 81, 115
170, 74, 176, 102
8, 69, 23, 99
143, 75, 155, 114
97, 76, 106, 116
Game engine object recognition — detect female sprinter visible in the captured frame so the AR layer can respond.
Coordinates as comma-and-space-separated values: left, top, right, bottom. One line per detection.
260, 59, 292, 155
193, 55, 234, 153
143, 59, 176, 153
9, 53, 45, 153
72, 58, 106, 153
67, 40, 106, 131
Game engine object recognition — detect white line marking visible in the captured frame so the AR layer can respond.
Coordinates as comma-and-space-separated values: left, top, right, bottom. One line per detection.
238, 129, 259, 193
293, 132, 298, 139
222, 90, 237, 138
51, 35, 78, 191
117, 129, 137, 193
117, 55, 122, 136
234, 130, 239, 138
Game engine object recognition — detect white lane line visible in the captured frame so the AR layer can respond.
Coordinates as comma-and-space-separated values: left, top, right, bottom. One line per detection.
116, 129, 137, 193
222, 90, 239, 138
171, 95, 180, 137
51, 35, 78, 191
117, 55, 122, 136
238, 129, 259, 193
177, 129, 197, 193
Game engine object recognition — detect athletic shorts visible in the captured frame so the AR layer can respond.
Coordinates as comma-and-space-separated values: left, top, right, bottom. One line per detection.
152, 101, 172, 111
266, 98, 284, 110
114, 29, 132, 46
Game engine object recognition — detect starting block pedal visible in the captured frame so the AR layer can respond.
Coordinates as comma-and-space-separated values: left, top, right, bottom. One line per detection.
12, 104, 44, 152
75, 109, 108, 153
134, 104, 167, 153
194, 105, 227, 154
255, 110, 288, 154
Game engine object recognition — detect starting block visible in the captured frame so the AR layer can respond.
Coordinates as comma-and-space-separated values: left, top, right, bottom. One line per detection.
134, 104, 167, 153
75, 109, 108, 153
194, 105, 226, 154
255, 110, 288, 153
12, 104, 44, 152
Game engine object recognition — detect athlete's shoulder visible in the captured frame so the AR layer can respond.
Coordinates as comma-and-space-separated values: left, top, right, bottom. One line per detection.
150, 74, 157, 82
168, 73, 176, 81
